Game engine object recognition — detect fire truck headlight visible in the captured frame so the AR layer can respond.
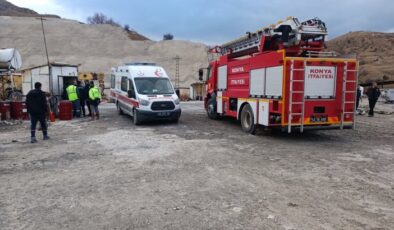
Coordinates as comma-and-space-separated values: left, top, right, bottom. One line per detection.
174, 98, 180, 105
139, 98, 150, 106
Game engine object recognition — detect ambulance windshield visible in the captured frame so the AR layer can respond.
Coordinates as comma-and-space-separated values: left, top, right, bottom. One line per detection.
135, 77, 174, 95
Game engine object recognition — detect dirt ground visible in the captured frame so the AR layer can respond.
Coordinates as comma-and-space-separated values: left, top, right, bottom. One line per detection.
1, 101, 393, 230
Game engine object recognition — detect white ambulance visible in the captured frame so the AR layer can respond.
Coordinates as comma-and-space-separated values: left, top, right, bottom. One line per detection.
109, 62, 181, 125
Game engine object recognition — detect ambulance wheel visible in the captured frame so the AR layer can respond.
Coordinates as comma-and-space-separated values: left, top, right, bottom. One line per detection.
241, 104, 256, 135
133, 109, 141, 125
207, 98, 219, 120
117, 102, 124, 115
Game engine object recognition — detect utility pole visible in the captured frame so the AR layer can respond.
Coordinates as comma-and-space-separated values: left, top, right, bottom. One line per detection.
38, 16, 55, 114
39, 16, 50, 68
37, 16, 54, 95
173, 55, 181, 89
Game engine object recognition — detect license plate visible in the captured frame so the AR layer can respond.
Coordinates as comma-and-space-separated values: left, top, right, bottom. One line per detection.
311, 115, 327, 122
157, 112, 170, 117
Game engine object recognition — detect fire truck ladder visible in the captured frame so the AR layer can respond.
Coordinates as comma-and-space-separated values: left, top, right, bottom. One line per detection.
220, 30, 266, 56
340, 61, 358, 130
288, 59, 306, 133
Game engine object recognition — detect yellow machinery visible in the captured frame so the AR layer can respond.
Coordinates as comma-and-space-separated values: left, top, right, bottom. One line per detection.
79, 72, 105, 81
0, 73, 22, 100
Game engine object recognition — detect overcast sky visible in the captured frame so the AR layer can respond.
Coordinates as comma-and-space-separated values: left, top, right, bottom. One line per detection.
8, 0, 394, 44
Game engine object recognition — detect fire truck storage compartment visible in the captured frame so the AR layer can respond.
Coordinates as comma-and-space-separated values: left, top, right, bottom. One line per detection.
265, 66, 283, 98
250, 68, 265, 97
249, 66, 283, 99
304, 66, 336, 99
217, 65, 227, 91
258, 100, 270, 126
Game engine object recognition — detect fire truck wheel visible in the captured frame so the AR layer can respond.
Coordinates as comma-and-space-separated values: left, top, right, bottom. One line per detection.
133, 109, 141, 125
207, 98, 219, 120
117, 102, 124, 115
241, 104, 256, 134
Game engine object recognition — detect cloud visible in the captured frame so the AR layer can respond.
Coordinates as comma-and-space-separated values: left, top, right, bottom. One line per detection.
8, 0, 394, 44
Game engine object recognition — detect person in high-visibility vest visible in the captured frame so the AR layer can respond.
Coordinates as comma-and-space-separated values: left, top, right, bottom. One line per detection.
88, 81, 102, 120
66, 80, 81, 118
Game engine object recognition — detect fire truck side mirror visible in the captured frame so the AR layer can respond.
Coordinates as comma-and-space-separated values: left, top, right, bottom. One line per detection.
198, 68, 204, 81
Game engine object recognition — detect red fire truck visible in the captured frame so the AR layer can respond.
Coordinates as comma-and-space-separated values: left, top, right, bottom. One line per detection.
200, 17, 358, 134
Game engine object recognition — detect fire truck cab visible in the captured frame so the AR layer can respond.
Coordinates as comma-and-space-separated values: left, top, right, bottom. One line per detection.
109, 63, 181, 125
201, 17, 358, 134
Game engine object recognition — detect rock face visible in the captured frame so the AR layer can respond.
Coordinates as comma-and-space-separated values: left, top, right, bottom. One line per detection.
0, 16, 208, 87
326, 31, 394, 83
0, 0, 39, 17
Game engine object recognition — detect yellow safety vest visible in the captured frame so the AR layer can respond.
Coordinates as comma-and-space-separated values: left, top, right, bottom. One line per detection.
89, 86, 101, 100
66, 85, 78, 101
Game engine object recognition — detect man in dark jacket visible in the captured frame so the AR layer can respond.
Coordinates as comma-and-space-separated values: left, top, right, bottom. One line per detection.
356, 85, 362, 110
84, 80, 92, 117
26, 82, 50, 143
77, 80, 86, 117
366, 82, 381, 117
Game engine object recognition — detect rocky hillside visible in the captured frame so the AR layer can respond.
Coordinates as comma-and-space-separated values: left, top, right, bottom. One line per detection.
0, 16, 208, 88
126, 30, 150, 41
327, 31, 394, 83
0, 0, 37, 16
0, 0, 59, 18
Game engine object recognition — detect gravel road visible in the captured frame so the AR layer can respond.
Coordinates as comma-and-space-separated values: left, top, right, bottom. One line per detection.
1, 101, 393, 230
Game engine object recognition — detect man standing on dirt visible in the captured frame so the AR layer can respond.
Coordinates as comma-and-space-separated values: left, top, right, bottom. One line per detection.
88, 81, 101, 120
84, 80, 92, 117
26, 82, 50, 143
76, 80, 87, 117
366, 82, 381, 117
356, 85, 362, 110
66, 80, 81, 118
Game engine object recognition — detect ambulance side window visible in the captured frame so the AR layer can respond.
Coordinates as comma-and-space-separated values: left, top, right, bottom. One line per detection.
110, 75, 115, 88
121, 77, 128, 91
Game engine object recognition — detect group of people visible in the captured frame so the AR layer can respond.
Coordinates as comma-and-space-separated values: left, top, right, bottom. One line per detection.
26, 80, 102, 143
356, 82, 381, 117
65, 80, 101, 119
